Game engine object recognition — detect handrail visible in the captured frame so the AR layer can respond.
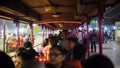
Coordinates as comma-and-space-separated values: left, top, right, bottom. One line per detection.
34, 43, 42, 48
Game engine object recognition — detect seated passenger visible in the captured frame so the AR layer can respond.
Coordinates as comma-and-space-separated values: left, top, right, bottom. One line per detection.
66, 37, 78, 61
68, 44, 86, 68
84, 54, 114, 68
14, 51, 34, 68
0, 51, 15, 68
48, 46, 74, 68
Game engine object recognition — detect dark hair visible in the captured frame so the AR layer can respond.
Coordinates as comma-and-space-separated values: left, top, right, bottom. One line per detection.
16, 47, 26, 54
0, 51, 15, 68
84, 54, 114, 68
73, 44, 86, 60
26, 47, 39, 56
21, 60, 45, 68
45, 63, 56, 68
50, 46, 67, 55
17, 51, 34, 61
23, 41, 32, 48
68, 37, 78, 43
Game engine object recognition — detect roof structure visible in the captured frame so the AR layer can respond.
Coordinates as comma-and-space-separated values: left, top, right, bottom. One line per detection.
0, 0, 120, 30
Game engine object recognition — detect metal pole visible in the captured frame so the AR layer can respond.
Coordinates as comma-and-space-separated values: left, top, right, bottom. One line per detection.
82, 24, 84, 43
86, 18, 90, 57
3, 20, 6, 52
30, 23, 34, 46
14, 19, 20, 49
42, 26, 44, 42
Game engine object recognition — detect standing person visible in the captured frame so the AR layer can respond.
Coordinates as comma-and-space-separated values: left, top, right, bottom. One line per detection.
90, 29, 98, 53
104, 31, 108, 43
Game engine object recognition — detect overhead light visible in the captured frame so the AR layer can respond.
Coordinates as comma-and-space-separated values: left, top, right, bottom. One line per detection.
52, 12, 61, 18
45, 7, 53, 12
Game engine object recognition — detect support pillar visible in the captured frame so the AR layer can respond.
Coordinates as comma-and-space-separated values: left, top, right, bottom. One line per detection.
98, 7, 104, 54
82, 24, 84, 43
14, 18, 20, 49
3, 20, 6, 52
86, 18, 90, 57
29, 23, 34, 46
42, 26, 44, 42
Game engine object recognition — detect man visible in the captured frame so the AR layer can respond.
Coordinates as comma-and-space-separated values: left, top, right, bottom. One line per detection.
90, 29, 98, 53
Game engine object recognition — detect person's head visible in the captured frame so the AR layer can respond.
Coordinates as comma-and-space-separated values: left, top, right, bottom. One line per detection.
0, 51, 15, 68
73, 44, 86, 60
67, 37, 78, 50
49, 46, 67, 65
16, 47, 26, 54
84, 54, 114, 68
21, 60, 45, 68
26, 47, 39, 56
49, 34, 53, 38
93, 29, 96, 32
15, 51, 34, 68
23, 41, 32, 48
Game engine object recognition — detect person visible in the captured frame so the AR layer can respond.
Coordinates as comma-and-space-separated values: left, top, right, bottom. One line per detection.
89, 29, 98, 53
23, 41, 32, 48
21, 60, 45, 68
84, 54, 114, 68
78, 30, 82, 43
14, 51, 35, 68
66, 37, 78, 61
48, 46, 74, 68
0, 51, 15, 68
104, 31, 108, 43
59, 30, 69, 49
68, 44, 86, 68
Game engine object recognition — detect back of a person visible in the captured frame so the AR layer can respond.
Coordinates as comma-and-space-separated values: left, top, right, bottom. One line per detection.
0, 51, 15, 68
68, 60, 82, 68
84, 54, 114, 68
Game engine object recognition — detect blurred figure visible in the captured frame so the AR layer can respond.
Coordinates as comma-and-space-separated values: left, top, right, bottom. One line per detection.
23, 41, 32, 48
66, 37, 78, 61
59, 30, 69, 49
74, 44, 86, 66
0, 51, 15, 68
84, 54, 114, 68
42, 37, 53, 61
14, 51, 35, 68
68, 44, 86, 68
48, 46, 74, 68
89, 29, 98, 53
21, 60, 45, 68
104, 31, 108, 43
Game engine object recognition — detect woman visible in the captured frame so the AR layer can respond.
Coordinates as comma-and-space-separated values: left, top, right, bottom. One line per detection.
48, 46, 74, 68
14, 51, 34, 68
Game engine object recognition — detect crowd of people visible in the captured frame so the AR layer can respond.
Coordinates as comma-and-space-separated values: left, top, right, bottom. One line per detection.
0, 30, 114, 68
